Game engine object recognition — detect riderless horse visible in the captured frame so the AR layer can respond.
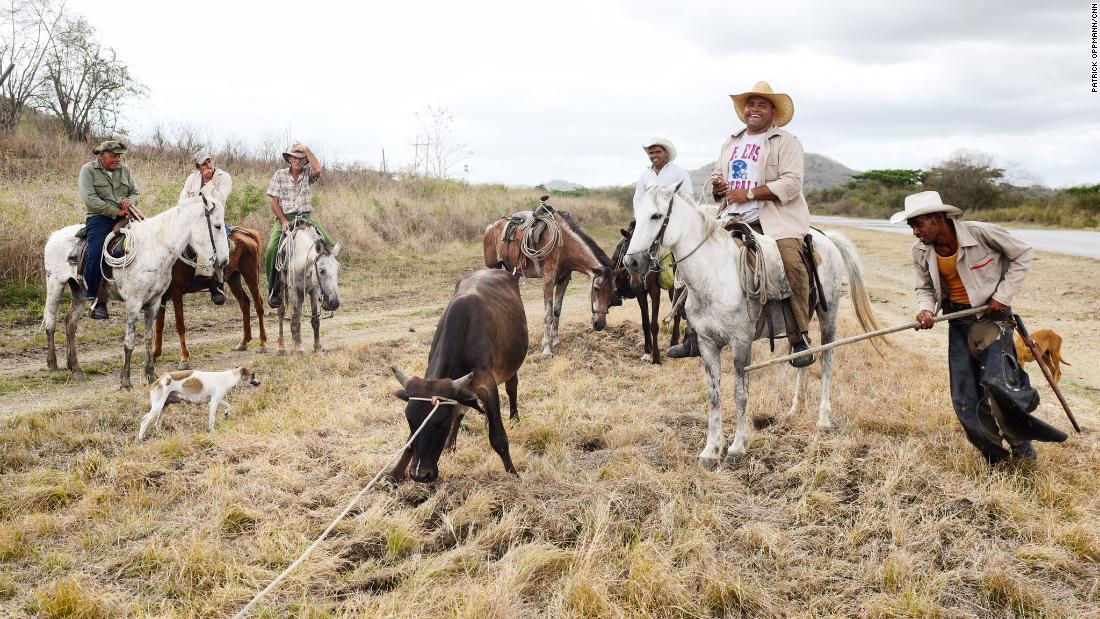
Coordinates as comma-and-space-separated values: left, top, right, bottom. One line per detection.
43, 195, 230, 389
623, 183, 880, 465
483, 200, 618, 357
274, 218, 342, 355
611, 220, 684, 364
153, 227, 267, 369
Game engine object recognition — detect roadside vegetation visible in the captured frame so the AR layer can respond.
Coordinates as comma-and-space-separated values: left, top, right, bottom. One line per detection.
809, 151, 1100, 228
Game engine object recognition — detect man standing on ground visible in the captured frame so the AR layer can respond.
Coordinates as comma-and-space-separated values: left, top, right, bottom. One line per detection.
263, 142, 334, 307
895, 190, 1060, 465
180, 151, 233, 304
77, 140, 139, 320
633, 138, 694, 209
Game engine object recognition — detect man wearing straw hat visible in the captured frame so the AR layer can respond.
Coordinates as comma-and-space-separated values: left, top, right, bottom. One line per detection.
892, 190, 1062, 464
700, 81, 814, 366
263, 142, 334, 308
77, 140, 140, 320
181, 151, 233, 304
633, 138, 694, 209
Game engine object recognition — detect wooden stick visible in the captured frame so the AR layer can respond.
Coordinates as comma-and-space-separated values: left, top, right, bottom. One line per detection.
1012, 314, 1081, 433
744, 305, 989, 372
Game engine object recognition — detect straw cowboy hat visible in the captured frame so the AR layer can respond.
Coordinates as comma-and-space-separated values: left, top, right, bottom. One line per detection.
730, 81, 794, 127
282, 148, 307, 164
642, 138, 677, 162
889, 191, 963, 224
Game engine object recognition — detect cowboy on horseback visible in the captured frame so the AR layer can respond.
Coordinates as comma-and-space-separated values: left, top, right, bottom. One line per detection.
180, 150, 233, 304
77, 140, 140, 320
263, 142, 335, 308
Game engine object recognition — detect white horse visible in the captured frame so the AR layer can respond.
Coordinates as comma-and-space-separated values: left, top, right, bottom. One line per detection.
43, 196, 230, 388
275, 222, 341, 355
623, 184, 880, 466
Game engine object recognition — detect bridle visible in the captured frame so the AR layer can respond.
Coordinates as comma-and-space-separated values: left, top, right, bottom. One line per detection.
625, 193, 714, 275
200, 195, 220, 268
589, 268, 611, 319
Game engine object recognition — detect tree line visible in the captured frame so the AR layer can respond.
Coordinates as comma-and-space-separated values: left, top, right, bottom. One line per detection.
0, 0, 143, 141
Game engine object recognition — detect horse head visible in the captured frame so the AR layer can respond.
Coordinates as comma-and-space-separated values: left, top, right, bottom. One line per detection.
314, 239, 342, 312
589, 266, 617, 332
390, 366, 484, 483
623, 181, 684, 275
181, 196, 230, 271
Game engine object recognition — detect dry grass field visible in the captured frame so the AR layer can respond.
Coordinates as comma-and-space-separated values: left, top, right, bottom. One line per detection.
1, 215, 1098, 617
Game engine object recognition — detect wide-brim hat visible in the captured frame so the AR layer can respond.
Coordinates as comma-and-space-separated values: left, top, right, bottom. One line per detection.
92, 140, 128, 155
642, 138, 677, 162
730, 81, 794, 127
282, 149, 306, 164
889, 190, 963, 224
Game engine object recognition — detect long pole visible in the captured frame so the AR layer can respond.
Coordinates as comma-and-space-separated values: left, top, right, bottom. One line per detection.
744, 305, 989, 372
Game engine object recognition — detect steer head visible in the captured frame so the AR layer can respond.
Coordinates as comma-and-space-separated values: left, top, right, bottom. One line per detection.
390, 366, 484, 483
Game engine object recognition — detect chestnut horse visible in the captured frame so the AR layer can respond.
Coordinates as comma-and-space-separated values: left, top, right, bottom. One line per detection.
483, 208, 617, 358
610, 220, 684, 364
153, 228, 267, 369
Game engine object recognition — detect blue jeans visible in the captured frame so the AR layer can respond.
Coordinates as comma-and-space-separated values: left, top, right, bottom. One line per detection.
84, 214, 121, 299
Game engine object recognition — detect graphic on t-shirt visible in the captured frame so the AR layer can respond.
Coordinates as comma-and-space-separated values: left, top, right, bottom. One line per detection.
730, 160, 749, 180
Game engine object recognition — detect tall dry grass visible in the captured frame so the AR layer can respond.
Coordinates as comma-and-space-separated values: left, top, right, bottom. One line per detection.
0, 126, 625, 285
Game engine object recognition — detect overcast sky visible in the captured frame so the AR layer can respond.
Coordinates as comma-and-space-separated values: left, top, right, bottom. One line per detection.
66, 0, 1097, 188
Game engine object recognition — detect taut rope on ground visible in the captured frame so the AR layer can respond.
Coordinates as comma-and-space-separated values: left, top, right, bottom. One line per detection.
231, 396, 456, 618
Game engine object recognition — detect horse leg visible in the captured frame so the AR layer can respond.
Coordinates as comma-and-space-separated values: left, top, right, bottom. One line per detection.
726, 339, 754, 460
291, 290, 304, 355
668, 286, 682, 346
698, 337, 725, 469
65, 284, 87, 379
310, 289, 322, 353
44, 276, 64, 375
153, 304, 165, 361
789, 366, 808, 417
638, 295, 652, 363
552, 274, 570, 347
120, 304, 141, 390
505, 374, 519, 420
244, 264, 267, 353
143, 303, 158, 384
171, 292, 190, 370
541, 280, 555, 358
650, 282, 662, 365
228, 272, 251, 352
816, 310, 839, 430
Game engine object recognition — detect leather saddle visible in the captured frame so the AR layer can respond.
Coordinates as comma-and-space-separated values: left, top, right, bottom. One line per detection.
496, 197, 556, 275
67, 229, 127, 282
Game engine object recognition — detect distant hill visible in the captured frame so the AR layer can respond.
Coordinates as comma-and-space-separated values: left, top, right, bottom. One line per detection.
540, 179, 586, 192
687, 153, 858, 197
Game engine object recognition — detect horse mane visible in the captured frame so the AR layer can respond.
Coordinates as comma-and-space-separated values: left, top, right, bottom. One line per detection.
557, 211, 612, 268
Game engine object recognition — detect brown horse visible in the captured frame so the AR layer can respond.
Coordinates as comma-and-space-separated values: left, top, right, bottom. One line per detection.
610, 220, 683, 364
153, 228, 267, 369
483, 207, 618, 358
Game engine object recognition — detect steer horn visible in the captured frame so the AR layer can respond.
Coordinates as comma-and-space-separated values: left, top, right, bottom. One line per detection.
390, 366, 411, 388
451, 372, 474, 391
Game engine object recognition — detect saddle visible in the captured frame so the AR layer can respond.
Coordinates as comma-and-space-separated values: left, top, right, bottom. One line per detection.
67, 227, 128, 284
495, 197, 559, 276
274, 218, 321, 274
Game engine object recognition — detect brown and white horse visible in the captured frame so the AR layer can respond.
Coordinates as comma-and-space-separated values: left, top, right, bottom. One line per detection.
483, 210, 618, 358
152, 228, 267, 369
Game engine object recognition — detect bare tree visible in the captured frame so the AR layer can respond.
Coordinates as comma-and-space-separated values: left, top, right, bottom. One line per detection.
35, 15, 144, 141
0, 0, 64, 131
412, 105, 472, 179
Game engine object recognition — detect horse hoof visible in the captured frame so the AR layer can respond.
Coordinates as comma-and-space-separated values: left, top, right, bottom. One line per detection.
71, 370, 86, 381
817, 419, 834, 431
234, 343, 247, 352
276, 350, 287, 357
641, 353, 652, 363
698, 456, 719, 470
177, 362, 191, 371
120, 383, 132, 391
48, 368, 63, 378
255, 347, 267, 354
541, 351, 552, 360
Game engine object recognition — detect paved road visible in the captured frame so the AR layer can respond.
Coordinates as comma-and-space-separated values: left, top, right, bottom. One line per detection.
812, 215, 1100, 259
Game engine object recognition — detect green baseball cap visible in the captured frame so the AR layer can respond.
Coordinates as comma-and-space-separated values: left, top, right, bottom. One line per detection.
92, 140, 128, 155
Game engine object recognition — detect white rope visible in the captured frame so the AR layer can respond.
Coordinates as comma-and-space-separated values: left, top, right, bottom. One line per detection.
519, 211, 562, 263
231, 396, 456, 618
100, 227, 139, 277
737, 240, 769, 303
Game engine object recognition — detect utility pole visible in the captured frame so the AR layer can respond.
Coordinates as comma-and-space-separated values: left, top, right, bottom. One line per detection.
380, 147, 387, 175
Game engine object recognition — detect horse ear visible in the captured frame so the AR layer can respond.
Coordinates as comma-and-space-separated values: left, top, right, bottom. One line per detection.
391, 366, 411, 387
620, 228, 629, 238
331, 242, 342, 258
314, 238, 326, 255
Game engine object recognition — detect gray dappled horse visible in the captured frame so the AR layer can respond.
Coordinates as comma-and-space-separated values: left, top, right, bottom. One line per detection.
275, 222, 342, 355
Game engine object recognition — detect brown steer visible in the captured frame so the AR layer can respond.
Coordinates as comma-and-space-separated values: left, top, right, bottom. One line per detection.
389, 269, 528, 483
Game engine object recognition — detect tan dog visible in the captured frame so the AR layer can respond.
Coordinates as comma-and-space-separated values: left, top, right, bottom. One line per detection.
139, 366, 260, 440
1014, 329, 1070, 384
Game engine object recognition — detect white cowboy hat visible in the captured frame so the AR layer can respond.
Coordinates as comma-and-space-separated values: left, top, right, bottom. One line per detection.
730, 81, 794, 127
889, 191, 963, 224
642, 138, 677, 162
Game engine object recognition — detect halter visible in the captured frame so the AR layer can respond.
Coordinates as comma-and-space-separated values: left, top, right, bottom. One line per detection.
589, 269, 610, 318
626, 193, 714, 275
179, 195, 221, 269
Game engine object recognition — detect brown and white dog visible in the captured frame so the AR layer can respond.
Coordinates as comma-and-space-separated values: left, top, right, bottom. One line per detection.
1014, 328, 1070, 385
138, 366, 260, 440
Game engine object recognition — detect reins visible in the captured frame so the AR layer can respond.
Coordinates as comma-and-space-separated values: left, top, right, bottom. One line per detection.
231, 396, 458, 618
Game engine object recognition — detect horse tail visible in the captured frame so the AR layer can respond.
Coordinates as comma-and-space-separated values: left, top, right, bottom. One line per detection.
825, 230, 886, 353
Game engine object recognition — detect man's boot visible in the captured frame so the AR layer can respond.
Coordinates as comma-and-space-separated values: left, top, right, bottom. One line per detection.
1011, 441, 1038, 461
666, 327, 700, 359
90, 281, 110, 320
268, 272, 283, 309
782, 299, 814, 367
209, 271, 226, 305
